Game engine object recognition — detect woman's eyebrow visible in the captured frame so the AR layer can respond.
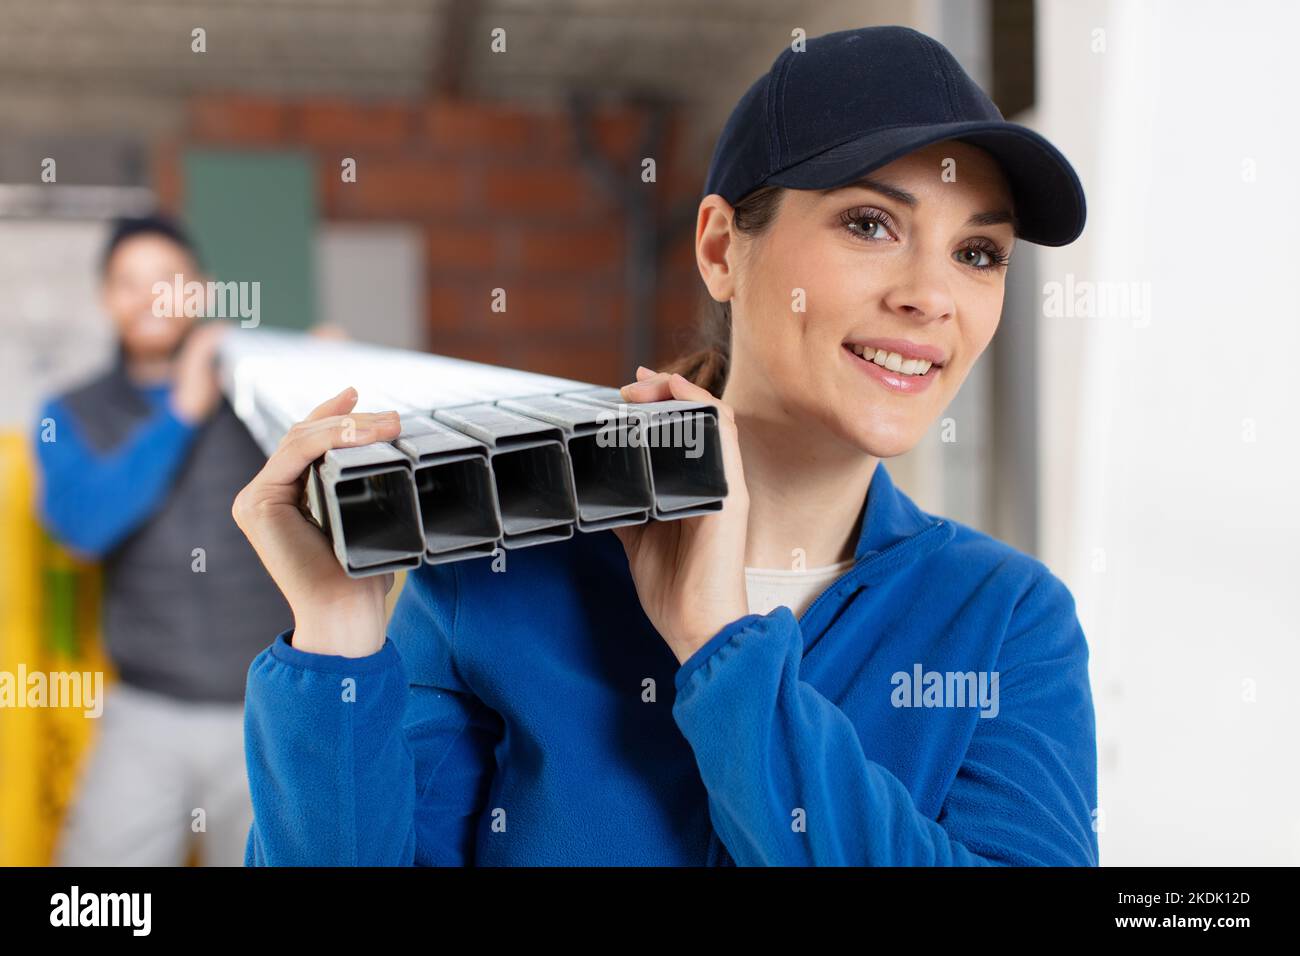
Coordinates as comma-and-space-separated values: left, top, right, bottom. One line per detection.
829, 177, 1018, 231
830, 176, 918, 206
965, 209, 1018, 230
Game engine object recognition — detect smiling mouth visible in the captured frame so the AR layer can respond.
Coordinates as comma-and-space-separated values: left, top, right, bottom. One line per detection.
842, 343, 941, 377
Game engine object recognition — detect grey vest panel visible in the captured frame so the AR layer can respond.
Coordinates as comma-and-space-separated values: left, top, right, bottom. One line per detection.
61, 362, 292, 702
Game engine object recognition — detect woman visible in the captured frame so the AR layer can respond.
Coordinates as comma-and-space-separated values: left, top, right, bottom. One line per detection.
234, 26, 1097, 866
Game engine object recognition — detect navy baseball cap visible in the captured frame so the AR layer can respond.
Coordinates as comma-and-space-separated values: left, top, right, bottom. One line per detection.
703, 26, 1086, 246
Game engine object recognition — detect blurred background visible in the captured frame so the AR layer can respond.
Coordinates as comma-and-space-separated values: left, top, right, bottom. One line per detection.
0, 0, 1296, 866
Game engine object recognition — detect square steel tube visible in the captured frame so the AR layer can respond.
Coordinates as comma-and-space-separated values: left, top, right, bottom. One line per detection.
391, 415, 503, 564
432, 403, 577, 549
225, 374, 422, 577
497, 395, 653, 531
306, 443, 425, 577
563, 388, 728, 519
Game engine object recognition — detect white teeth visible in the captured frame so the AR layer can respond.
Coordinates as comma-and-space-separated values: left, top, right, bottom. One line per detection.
847, 345, 937, 377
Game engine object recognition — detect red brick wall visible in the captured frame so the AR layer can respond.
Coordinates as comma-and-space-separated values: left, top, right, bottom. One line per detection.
156, 95, 708, 386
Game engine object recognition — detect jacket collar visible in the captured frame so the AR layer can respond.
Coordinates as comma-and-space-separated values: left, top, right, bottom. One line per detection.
853, 459, 954, 564
790, 461, 955, 653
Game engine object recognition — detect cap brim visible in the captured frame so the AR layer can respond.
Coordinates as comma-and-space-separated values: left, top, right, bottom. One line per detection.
763, 120, 1086, 247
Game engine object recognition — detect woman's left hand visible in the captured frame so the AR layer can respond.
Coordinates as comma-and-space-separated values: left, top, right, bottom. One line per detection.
612, 368, 751, 665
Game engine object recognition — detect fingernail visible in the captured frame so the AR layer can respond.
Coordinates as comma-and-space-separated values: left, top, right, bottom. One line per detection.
338, 386, 355, 398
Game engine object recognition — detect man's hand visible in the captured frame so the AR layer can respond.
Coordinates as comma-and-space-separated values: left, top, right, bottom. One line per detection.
170, 322, 231, 425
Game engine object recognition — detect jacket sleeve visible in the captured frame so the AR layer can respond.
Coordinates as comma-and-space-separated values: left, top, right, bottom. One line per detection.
32, 395, 199, 557
670, 571, 1099, 866
243, 563, 501, 866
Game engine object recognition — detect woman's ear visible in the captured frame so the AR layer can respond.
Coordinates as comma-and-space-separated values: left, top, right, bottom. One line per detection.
695, 194, 737, 303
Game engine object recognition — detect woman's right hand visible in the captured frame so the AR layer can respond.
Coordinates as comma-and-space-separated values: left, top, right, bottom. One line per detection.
232, 387, 403, 658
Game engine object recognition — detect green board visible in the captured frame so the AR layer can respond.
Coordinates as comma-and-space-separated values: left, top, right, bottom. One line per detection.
182, 150, 317, 330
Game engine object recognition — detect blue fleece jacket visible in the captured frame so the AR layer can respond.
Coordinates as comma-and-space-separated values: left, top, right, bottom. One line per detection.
243, 460, 1098, 866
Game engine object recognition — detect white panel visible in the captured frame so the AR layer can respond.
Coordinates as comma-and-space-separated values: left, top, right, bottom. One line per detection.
1039, 0, 1300, 865
315, 223, 425, 351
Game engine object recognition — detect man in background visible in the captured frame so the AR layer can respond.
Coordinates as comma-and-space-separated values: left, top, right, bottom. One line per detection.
34, 214, 290, 866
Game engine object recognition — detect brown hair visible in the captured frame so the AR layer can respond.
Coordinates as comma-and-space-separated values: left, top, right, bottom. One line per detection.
662, 185, 786, 395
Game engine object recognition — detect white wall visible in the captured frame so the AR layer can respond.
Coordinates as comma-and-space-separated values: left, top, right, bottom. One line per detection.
0, 220, 115, 431
1037, 0, 1300, 864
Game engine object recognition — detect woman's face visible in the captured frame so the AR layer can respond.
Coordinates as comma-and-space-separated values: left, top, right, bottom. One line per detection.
713, 141, 1016, 458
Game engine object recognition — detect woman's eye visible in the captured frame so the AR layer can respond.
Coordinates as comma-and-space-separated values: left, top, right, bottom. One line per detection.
840, 208, 895, 242
844, 216, 891, 241
851, 218, 887, 239
954, 245, 1008, 270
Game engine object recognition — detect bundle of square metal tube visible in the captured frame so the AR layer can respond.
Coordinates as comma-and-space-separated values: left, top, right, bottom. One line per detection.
218, 329, 727, 577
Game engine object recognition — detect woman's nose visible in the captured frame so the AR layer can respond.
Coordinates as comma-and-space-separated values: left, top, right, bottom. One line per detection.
880, 256, 956, 323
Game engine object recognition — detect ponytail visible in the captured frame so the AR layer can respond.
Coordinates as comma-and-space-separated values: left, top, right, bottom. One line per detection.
661, 300, 731, 395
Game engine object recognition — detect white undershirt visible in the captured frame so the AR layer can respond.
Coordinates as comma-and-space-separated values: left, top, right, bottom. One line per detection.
744, 558, 856, 620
